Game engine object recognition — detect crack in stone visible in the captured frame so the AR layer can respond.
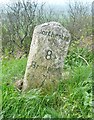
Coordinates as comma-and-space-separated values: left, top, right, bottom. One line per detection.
39, 74, 47, 87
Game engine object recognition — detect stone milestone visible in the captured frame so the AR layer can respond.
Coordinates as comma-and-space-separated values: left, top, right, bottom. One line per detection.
23, 22, 71, 91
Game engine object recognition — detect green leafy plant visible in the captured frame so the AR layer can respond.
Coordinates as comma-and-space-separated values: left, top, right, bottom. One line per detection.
2, 58, 92, 118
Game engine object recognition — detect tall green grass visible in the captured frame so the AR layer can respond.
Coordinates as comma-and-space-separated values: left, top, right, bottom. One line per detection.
2, 58, 92, 118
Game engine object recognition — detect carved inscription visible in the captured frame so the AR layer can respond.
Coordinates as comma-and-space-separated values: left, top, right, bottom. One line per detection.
40, 30, 70, 42
31, 61, 39, 68
40, 30, 64, 39
64, 36, 69, 41
45, 50, 52, 60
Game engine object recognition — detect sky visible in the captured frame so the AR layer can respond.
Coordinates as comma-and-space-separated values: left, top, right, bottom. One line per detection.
0, 0, 93, 5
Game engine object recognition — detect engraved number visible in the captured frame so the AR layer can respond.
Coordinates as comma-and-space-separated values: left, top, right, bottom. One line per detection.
46, 50, 52, 60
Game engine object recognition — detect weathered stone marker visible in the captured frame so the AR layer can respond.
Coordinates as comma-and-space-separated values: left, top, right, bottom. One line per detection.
23, 22, 71, 91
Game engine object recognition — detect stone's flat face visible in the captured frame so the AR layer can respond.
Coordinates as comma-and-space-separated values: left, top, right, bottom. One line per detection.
23, 22, 71, 91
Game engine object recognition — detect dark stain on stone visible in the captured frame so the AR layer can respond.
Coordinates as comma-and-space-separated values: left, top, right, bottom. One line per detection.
64, 36, 69, 41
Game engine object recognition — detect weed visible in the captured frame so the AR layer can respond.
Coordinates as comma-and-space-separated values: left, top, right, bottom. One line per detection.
2, 58, 92, 118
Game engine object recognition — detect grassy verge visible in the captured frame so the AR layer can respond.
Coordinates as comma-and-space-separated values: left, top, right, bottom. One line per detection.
2, 58, 92, 118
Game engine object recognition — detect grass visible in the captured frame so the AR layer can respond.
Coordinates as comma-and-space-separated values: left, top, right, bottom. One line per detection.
2, 58, 92, 118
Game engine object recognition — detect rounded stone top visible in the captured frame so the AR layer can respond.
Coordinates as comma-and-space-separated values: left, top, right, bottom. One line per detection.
41, 21, 61, 26
34, 21, 70, 37
36, 21, 61, 27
